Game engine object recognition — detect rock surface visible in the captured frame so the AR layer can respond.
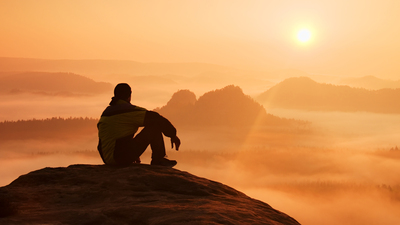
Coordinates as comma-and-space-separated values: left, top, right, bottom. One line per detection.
0, 164, 300, 225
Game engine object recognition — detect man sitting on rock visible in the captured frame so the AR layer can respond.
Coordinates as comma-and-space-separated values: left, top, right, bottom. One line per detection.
97, 83, 180, 167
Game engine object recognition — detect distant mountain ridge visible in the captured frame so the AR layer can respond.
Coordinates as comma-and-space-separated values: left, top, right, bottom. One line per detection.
339, 75, 400, 90
0, 57, 234, 76
0, 57, 277, 96
0, 72, 112, 95
258, 77, 400, 113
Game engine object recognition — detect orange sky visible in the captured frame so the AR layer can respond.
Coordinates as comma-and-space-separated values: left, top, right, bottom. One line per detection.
1, 0, 400, 78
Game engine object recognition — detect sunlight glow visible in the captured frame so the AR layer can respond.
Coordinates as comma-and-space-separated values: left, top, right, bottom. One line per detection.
297, 29, 312, 43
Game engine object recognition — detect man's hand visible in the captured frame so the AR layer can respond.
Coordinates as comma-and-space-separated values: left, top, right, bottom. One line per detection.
171, 136, 181, 151
133, 157, 141, 164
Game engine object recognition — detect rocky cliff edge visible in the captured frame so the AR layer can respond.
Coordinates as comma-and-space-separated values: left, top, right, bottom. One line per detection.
0, 164, 300, 225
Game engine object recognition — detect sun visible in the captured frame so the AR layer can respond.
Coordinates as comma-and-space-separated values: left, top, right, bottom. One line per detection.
297, 29, 312, 43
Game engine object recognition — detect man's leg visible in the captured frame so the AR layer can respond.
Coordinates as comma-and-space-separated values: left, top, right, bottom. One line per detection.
114, 126, 168, 166
132, 126, 167, 160
132, 126, 177, 167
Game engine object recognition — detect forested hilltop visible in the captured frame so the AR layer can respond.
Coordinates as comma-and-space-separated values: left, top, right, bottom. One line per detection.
0, 117, 98, 140
156, 85, 306, 128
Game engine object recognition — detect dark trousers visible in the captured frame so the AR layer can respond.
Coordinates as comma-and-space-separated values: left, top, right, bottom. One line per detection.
114, 126, 166, 166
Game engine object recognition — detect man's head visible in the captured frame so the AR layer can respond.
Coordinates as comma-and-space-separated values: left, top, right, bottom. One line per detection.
114, 83, 132, 102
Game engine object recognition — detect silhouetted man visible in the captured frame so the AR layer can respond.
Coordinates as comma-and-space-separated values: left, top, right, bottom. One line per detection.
97, 83, 180, 167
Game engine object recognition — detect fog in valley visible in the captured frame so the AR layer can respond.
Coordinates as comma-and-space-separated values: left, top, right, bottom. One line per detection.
0, 64, 399, 225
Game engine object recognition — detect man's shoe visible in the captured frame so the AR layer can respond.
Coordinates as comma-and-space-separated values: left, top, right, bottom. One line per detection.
151, 158, 177, 167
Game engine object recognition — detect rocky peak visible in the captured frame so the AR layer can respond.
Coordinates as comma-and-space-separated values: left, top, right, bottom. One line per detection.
0, 164, 300, 225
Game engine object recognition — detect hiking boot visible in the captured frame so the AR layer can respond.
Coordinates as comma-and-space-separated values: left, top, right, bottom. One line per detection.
151, 158, 177, 167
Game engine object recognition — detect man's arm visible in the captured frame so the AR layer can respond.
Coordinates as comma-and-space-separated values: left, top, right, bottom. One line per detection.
144, 111, 177, 136
144, 111, 180, 150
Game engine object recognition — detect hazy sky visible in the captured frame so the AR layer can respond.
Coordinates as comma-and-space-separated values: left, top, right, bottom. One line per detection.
1, 0, 400, 78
